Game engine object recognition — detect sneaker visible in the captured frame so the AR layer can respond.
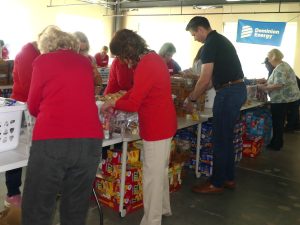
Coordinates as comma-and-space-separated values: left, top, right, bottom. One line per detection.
4, 194, 22, 208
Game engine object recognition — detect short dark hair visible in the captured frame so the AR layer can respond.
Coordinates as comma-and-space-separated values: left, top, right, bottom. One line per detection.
185, 16, 211, 31
109, 29, 148, 63
102, 46, 108, 51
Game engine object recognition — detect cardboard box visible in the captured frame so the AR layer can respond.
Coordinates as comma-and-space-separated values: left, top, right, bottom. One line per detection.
242, 136, 263, 158
169, 162, 184, 192
107, 148, 141, 165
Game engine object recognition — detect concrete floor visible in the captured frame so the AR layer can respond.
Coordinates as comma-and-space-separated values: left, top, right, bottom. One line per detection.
0, 131, 299, 225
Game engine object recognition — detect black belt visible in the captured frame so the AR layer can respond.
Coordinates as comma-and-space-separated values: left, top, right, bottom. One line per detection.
215, 79, 244, 91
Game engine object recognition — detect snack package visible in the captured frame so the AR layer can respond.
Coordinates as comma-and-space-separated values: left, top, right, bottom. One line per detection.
107, 111, 139, 136
242, 136, 263, 158
96, 90, 126, 102
246, 85, 267, 102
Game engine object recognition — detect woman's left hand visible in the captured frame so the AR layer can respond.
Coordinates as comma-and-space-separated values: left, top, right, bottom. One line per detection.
101, 100, 115, 114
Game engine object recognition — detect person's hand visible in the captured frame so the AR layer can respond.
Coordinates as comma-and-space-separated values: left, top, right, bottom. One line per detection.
183, 97, 195, 113
95, 85, 102, 95
256, 78, 267, 84
100, 100, 115, 115
181, 69, 197, 78
257, 83, 268, 91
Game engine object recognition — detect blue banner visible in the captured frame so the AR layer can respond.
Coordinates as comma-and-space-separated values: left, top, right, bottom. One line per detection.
236, 19, 286, 46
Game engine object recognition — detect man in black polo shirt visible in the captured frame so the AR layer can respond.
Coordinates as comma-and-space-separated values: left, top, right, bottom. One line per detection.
186, 16, 247, 194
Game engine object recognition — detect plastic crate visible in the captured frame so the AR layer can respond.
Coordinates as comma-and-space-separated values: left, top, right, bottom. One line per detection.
0, 99, 26, 152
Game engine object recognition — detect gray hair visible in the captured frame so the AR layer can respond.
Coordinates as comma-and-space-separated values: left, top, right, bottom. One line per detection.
158, 42, 176, 57
38, 26, 79, 54
73, 31, 90, 54
268, 48, 284, 61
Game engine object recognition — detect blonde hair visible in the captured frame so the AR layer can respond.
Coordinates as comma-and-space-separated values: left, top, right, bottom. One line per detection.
38, 26, 79, 54
268, 49, 284, 61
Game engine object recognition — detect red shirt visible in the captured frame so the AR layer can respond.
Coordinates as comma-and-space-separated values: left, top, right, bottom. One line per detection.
27, 49, 103, 140
95, 53, 109, 67
2, 47, 9, 59
104, 58, 134, 95
11, 43, 40, 102
115, 52, 177, 141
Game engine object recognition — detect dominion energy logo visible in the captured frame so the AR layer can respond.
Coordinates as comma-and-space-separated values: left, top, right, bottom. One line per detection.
241, 25, 253, 38
241, 25, 280, 40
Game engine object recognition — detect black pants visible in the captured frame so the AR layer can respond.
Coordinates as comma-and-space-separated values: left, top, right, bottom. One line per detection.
21, 138, 102, 225
286, 100, 300, 130
5, 168, 22, 197
270, 103, 287, 150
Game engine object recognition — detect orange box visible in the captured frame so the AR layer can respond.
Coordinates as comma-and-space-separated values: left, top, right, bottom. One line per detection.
107, 148, 141, 165
101, 159, 122, 178
127, 147, 140, 164
107, 149, 122, 165
169, 162, 183, 192
126, 165, 143, 183
242, 136, 263, 158
94, 175, 119, 201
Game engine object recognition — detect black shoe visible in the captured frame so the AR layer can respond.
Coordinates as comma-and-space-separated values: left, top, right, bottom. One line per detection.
269, 147, 280, 151
294, 126, 300, 132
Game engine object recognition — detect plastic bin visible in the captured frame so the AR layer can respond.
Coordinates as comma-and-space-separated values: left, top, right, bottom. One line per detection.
0, 99, 26, 152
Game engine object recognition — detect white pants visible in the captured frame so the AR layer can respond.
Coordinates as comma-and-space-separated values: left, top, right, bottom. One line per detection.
140, 138, 172, 225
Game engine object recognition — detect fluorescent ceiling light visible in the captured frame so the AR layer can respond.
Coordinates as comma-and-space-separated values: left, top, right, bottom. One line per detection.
193, 5, 223, 9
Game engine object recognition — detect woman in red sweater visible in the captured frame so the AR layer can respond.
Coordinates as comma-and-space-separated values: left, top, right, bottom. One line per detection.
11, 42, 40, 102
94, 45, 109, 67
102, 29, 177, 225
22, 27, 103, 225
0, 40, 9, 59
73, 31, 102, 95
104, 57, 134, 94
4, 41, 40, 208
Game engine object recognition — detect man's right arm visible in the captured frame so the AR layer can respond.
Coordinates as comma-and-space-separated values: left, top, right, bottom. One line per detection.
189, 63, 214, 101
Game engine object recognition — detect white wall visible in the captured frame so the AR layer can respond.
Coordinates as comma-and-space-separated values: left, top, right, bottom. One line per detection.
0, 0, 113, 59
124, 3, 300, 76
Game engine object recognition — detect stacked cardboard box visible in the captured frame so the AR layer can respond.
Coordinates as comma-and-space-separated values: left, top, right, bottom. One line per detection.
169, 162, 184, 192
241, 108, 272, 157
94, 147, 143, 214
199, 120, 245, 177
242, 136, 263, 158
170, 76, 205, 117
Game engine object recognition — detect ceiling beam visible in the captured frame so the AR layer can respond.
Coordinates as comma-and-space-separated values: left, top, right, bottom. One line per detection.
118, 0, 300, 9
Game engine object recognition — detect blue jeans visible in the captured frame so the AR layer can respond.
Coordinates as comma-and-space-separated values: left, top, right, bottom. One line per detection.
211, 83, 247, 187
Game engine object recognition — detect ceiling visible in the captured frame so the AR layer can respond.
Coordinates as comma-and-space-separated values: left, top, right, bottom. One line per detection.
80, 0, 300, 9
120, 0, 300, 9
